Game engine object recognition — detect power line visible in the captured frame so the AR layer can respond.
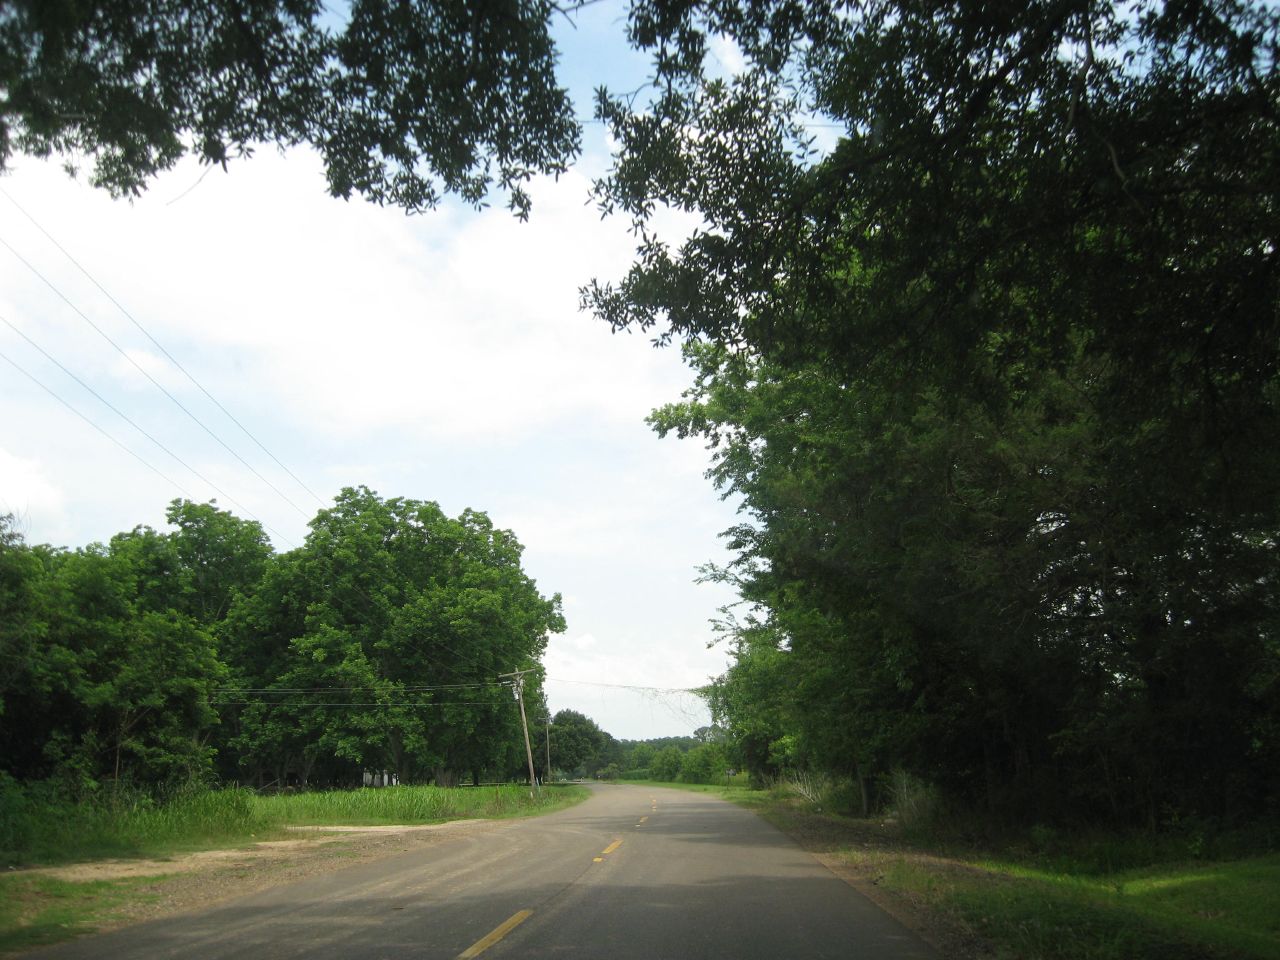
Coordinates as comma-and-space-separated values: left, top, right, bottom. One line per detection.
0, 186, 328, 509
0, 313, 295, 547
545, 676, 706, 693
209, 700, 507, 708
214, 681, 506, 694
0, 345, 192, 497
0, 233, 313, 521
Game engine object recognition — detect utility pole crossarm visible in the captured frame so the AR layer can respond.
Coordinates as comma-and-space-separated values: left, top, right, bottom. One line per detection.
499, 670, 540, 797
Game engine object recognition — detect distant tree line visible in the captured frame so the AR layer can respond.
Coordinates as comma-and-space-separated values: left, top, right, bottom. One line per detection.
616, 728, 732, 785
540, 709, 621, 781
0, 488, 564, 794
538, 714, 733, 786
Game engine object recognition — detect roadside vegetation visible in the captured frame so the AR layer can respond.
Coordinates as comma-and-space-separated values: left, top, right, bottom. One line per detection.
0, 781, 587, 868
0, 491, 565, 798
643, 776, 1279, 960
0, 875, 162, 957
0, 782, 587, 954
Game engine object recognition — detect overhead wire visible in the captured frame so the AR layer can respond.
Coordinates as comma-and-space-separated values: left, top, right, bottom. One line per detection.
0, 187, 328, 509
214, 681, 507, 693
0, 344, 192, 497
210, 700, 508, 708
0, 313, 296, 546
545, 676, 705, 693
0, 233, 314, 521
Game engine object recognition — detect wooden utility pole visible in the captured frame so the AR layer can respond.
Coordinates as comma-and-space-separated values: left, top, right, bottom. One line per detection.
499, 670, 539, 797
543, 715, 552, 783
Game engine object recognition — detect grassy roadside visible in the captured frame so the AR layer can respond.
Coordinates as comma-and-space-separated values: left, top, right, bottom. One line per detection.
0, 876, 163, 956
629, 779, 1280, 960
0, 783, 588, 955
1, 783, 587, 866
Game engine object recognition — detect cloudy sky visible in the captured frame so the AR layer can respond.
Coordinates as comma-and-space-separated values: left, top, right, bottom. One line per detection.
0, 4, 754, 740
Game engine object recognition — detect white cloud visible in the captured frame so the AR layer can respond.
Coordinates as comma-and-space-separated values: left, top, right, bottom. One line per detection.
709, 34, 748, 76
0, 447, 68, 538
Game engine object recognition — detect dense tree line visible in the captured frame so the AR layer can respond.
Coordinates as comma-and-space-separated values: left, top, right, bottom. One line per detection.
623, 1, 1280, 825
538, 719, 731, 784
0, 488, 563, 793
617, 729, 731, 784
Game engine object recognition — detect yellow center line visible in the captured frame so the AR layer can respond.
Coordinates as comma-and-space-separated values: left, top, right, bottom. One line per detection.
457, 910, 533, 959
639, 816, 648, 823
593, 857, 604, 862
601, 839, 623, 855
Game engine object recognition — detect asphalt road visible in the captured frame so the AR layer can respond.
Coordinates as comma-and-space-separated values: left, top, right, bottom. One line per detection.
29, 784, 937, 960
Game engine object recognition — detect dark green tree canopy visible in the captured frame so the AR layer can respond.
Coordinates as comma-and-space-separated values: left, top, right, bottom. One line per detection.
595, 1, 1280, 822
586, 0, 1279, 433
0, 0, 580, 215
549, 708, 603, 775
0, 488, 566, 791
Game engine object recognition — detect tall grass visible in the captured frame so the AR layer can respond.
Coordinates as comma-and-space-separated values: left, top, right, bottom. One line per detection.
255, 783, 556, 826
0, 779, 584, 867
0, 779, 271, 865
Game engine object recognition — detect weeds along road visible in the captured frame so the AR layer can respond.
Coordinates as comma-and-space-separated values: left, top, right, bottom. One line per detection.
27, 784, 936, 960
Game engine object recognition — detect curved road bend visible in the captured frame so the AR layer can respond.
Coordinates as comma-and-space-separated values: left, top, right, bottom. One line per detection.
28, 783, 936, 960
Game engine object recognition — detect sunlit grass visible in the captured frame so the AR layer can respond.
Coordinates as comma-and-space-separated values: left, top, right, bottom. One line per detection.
0, 874, 161, 954
838, 826, 1280, 959
910, 854, 1280, 960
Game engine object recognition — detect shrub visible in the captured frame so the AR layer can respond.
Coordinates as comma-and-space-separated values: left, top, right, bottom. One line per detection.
786, 771, 831, 809
885, 768, 940, 833
651, 748, 683, 782
679, 744, 727, 784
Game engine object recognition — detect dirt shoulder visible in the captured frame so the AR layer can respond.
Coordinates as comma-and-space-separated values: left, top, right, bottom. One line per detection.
25, 821, 490, 884
6, 819, 503, 946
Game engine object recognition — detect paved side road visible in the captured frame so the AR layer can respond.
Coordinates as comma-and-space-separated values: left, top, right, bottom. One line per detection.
27, 784, 937, 960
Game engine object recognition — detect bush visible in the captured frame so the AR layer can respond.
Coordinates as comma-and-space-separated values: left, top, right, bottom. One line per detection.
786, 771, 830, 809
651, 748, 683, 782
821, 777, 866, 816
620, 768, 651, 780
885, 768, 940, 833
679, 744, 727, 784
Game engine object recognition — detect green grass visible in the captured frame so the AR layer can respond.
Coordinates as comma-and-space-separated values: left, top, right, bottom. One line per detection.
0, 784, 276, 865
255, 782, 583, 828
0, 874, 161, 955
881, 853, 1280, 960
0, 782, 588, 867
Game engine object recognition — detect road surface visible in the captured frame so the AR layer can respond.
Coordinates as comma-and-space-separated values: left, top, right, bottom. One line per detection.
28, 784, 937, 959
